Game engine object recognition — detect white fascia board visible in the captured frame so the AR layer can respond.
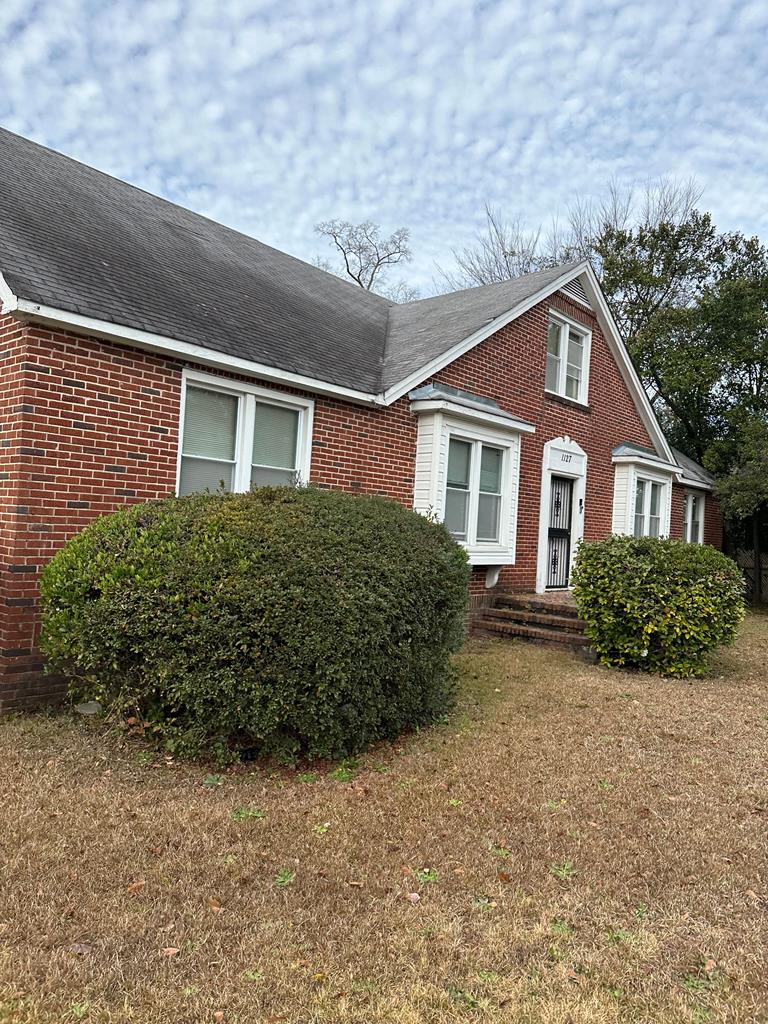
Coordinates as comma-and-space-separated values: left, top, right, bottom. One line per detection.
409, 398, 536, 434
612, 455, 681, 476
8, 298, 386, 407
679, 475, 714, 492
381, 261, 592, 405
0, 272, 19, 312
579, 265, 676, 465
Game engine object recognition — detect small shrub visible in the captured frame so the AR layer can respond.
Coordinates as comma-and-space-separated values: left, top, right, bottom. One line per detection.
572, 536, 744, 677
40, 487, 469, 760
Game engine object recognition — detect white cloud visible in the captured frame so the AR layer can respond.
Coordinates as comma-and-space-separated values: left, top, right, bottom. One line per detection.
0, 0, 766, 293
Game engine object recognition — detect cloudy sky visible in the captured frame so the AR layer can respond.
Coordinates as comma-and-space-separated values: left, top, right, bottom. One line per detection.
1, 0, 766, 294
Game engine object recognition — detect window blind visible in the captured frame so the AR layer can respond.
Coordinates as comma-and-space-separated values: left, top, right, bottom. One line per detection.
182, 386, 238, 461
252, 402, 299, 469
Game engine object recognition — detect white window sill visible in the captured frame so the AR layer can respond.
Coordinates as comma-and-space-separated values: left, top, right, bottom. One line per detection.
462, 547, 515, 566
543, 388, 590, 410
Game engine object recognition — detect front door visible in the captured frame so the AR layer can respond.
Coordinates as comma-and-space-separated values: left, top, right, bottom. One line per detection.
547, 476, 574, 589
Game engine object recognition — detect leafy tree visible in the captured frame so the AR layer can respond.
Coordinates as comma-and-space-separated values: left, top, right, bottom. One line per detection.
314, 219, 419, 301
436, 179, 768, 518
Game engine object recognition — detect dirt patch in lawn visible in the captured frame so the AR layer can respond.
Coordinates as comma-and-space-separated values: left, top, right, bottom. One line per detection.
1, 615, 767, 1023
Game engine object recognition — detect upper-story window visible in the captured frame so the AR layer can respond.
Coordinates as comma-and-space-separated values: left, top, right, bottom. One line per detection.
683, 492, 705, 544
177, 372, 313, 496
545, 313, 591, 404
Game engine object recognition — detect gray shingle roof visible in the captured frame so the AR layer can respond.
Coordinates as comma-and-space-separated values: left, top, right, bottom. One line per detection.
408, 382, 535, 429
671, 447, 714, 487
384, 263, 581, 389
0, 127, 579, 397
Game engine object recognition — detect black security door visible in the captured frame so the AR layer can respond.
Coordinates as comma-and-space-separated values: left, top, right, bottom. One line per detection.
547, 476, 574, 589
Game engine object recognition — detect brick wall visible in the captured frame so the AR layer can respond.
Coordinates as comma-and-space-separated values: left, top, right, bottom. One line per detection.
0, 290, 717, 707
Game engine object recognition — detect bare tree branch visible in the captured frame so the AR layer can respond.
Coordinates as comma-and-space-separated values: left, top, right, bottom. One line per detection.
314, 220, 417, 299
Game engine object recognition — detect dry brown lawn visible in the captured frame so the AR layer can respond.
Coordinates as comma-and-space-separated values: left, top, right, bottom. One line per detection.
1, 614, 768, 1024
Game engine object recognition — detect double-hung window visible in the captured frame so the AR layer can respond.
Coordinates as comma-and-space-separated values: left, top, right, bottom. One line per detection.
545, 314, 590, 403
633, 477, 663, 538
445, 437, 505, 545
178, 373, 312, 496
683, 493, 704, 543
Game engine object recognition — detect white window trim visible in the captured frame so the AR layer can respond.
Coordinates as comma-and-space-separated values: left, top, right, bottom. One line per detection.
176, 369, 314, 494
617, 465, 672, 538
683, 490, 706, 544
445, 429, 513, 554
412, 410, 523, 567
545, 308, 592, 406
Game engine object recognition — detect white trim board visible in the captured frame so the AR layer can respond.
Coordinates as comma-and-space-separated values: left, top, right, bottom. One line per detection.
4, 296, 386, 408
0, 271, 18, 312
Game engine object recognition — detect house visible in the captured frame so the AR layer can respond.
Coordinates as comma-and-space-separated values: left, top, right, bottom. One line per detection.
0, 128, 721, 709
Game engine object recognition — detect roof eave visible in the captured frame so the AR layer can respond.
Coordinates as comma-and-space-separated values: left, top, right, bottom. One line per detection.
4, 294, 387, 407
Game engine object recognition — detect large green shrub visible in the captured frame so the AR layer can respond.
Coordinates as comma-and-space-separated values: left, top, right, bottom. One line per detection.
40, 487, 470, 760
572, 535, 744, 677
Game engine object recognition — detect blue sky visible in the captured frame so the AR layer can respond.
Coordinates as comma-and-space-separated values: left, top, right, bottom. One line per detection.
1, 0, 766, 294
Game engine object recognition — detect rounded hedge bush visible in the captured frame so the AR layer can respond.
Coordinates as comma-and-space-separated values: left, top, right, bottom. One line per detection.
571, 535, 744, 677
40, 487, 470, 760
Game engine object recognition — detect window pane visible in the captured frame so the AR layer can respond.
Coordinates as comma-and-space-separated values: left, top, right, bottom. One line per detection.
649, 515, 660, 538
445, 488, 469, 539
634, 479, 646, 516
447, 439, 471, 488
545, 352, 561, 392
178, 457, 233, 496
252, 403, 299, 470
251, 467, 296, 487
183, 386, 238, 460
565, 371, 581, 400
477, 493, 500, 542
547, 321, 561, 356
479, 446, 502, 493
567, 331, 583, 367
546, 321, 562, 392
650, 482, 661, 517
691, 496, 701, 542
633, 514, 645, 538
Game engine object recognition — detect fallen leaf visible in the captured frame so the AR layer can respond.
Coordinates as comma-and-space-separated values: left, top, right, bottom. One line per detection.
405, 892, 420, 903
704, 958, 717, 973
161, 947, 180, 957
213, 1013, 224, 1022
347, 881, 363, 888
127, 879, 146, 894
207, 897, 223, 913
497, 871, 512, 883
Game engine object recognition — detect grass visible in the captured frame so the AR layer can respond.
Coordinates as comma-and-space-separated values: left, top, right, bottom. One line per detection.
1, 614, 767, 1022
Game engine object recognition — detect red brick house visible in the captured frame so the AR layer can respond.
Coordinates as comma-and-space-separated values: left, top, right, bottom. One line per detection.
0, 129, 720, 708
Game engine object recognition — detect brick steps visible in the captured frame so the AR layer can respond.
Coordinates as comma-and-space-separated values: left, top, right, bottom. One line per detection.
482, 606, 586, 633
473, 591, 590, 651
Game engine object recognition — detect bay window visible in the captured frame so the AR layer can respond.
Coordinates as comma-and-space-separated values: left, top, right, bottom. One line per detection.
545, 313, 591, 403
178, 372, 312, 496
683, 492, 704, 544
445, 437, 504, 544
